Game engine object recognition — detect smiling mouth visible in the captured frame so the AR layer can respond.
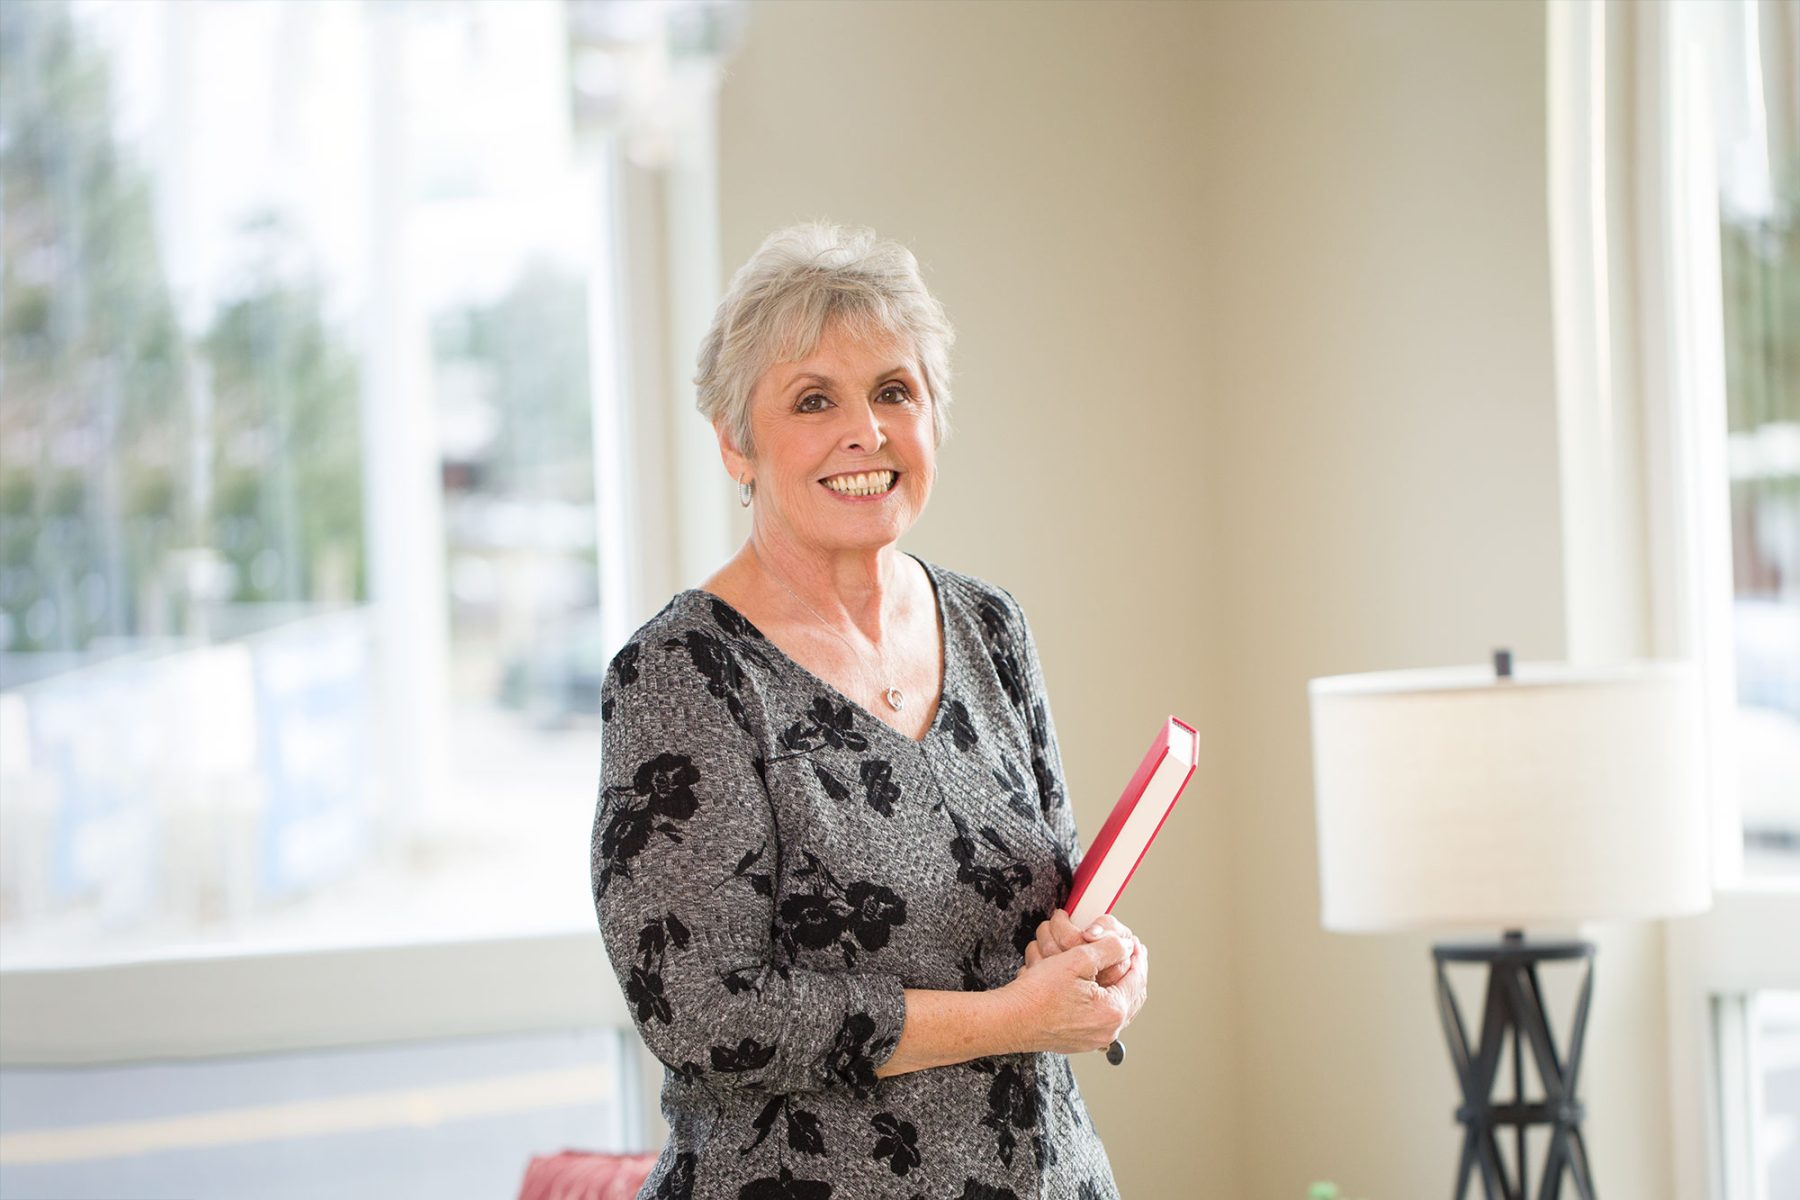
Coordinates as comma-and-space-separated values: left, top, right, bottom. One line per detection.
819, 469, 900, 497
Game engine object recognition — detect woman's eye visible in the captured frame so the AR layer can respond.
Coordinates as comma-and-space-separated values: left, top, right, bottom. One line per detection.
797, 393, 830, 413
879, 384, 911, 403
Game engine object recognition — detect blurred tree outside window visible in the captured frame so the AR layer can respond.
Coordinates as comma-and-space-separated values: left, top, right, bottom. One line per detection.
0, 0, 623, 965
1713, 0, 1799, 883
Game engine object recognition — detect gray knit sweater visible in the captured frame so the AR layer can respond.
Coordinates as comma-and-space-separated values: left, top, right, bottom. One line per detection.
592, 555, 1121, 1200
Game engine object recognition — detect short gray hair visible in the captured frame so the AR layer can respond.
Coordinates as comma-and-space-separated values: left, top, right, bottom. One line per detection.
695, 222, 956, 461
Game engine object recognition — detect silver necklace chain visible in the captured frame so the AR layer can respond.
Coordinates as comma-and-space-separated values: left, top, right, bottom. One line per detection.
749, 538, 906, 712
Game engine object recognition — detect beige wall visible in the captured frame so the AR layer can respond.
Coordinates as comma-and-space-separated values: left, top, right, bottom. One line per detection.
1200, 4, 1678, 1194
713, 1, 1669, 1196
718, 2, 1236, 1191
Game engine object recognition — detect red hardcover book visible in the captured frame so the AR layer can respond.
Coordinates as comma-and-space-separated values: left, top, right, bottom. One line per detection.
1065, 716, 1200, 928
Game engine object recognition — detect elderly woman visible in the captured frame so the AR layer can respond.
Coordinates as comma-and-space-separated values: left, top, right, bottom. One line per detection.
593, 223, 1148, 1200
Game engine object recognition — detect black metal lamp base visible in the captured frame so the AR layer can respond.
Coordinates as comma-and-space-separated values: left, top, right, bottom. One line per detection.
1432, 931, 1596, 1199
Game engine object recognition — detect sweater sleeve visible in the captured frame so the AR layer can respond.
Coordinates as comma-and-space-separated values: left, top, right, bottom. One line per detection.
998, 586, 1084, 890
591, 627, 908, 1100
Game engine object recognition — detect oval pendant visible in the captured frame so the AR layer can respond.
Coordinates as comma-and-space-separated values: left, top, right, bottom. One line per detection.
884, 686, 905, 711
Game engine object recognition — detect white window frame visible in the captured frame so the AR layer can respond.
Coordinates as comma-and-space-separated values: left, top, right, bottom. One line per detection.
1548, 3, 1800, 1198
0, 932, 630, 1066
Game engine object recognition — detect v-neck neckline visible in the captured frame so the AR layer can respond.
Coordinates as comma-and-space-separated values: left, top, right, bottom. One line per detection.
683, 552, 952, 748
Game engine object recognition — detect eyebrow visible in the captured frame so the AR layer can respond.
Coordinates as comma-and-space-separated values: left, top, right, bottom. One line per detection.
786, 367, 915, 391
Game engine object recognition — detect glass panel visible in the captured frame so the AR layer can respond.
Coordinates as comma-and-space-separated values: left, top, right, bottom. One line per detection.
1714, 0, 1800, 881
0, 1027, 634, 1199
0, 0, 613, 964
1754, 991, 1800, 1199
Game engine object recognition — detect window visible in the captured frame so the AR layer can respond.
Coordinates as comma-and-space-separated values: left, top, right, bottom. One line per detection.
1713, 990, 1800, 1199
1548, 1, 1799, 1196
1, 0, 742, 1182
1696, 8, 1800, 1183
1, 0, 617, 963
1713, 3, 1800, 881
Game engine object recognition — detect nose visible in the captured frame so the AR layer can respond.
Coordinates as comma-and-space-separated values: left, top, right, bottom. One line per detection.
841, 397, 886, 453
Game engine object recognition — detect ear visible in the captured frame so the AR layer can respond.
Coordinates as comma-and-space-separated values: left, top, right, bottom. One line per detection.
715, 421, 751, 484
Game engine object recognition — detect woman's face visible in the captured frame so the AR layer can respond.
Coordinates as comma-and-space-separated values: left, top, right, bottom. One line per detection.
723, 317, 936, 561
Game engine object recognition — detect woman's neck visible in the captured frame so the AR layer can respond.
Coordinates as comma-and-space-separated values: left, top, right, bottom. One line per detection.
742, 531, 909, 642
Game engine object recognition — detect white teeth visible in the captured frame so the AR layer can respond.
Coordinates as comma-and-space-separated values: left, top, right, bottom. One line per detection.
823, 470, 896, 496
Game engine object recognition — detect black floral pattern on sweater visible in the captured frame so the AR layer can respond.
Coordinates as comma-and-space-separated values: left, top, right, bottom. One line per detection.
593, 556, 1119, 1198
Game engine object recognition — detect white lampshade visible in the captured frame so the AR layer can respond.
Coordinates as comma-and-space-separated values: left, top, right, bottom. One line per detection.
1308, 659, 1711, 933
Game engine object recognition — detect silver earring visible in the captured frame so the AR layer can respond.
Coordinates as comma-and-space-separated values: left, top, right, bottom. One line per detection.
738, 476, 754, 507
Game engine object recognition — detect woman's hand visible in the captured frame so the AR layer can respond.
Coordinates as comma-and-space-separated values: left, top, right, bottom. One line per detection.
1026, 909, 1138, 988
1015, 908, 1150, 1049
999, 928, 1137, 1056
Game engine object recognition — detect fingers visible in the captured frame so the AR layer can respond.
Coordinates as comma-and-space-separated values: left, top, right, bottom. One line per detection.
1095, 941, 1137, 987
1035, 908, 1086, 961
1069, 932, 1132, 980
1081, 913, 1133, 944
1117, 937, 1146, 983
1112, 941, 1150, 1020
1048, 908, 1083, 953
1032, 911, 1144, 994
1098, 937, 1148, 995
1041, 909, 1132, 958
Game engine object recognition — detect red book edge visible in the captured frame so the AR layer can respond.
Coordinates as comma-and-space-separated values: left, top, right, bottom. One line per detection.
1065, 715, 1199, 918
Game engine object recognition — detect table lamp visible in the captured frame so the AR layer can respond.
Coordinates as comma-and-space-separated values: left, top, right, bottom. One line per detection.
1307, 650, 1710, 1199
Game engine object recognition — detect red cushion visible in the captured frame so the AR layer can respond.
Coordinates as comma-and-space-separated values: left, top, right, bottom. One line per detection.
516, 1149, 660, 1200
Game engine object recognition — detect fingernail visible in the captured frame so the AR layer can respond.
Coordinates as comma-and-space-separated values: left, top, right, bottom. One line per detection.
1084, 924, 1104, 939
